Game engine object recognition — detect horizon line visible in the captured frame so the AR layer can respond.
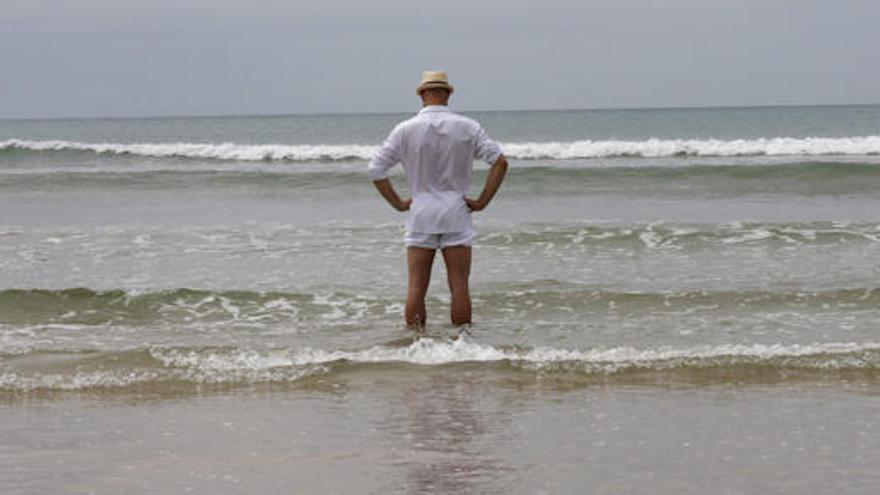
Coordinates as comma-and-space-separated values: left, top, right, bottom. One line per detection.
2, 101, 878, 123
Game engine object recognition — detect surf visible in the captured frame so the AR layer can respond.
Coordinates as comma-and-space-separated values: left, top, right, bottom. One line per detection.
3, 135, 880, 162
3, 339, 880, 393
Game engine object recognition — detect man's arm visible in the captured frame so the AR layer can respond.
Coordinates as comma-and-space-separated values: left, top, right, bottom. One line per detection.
465, 155, 508, 212
372, 178, 411, 212
369, 125, 410, 212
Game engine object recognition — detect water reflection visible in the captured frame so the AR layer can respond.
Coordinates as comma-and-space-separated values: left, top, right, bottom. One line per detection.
399, 372, 505, 494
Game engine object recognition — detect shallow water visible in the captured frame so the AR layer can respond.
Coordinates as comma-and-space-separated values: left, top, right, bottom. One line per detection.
2, 105, 879, 493
3, 375, 879, 494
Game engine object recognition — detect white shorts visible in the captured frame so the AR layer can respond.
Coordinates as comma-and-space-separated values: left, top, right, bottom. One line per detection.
405, 228, 476, 249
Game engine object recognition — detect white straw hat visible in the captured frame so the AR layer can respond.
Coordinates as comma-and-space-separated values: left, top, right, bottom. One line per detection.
416, 70, 455, 95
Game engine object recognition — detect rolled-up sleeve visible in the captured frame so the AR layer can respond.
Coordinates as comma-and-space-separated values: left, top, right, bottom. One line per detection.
474, 126, 503, 165
368, 126, 403, 181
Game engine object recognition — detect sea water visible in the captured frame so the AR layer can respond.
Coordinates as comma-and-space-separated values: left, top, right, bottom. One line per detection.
1, 105, 879, 493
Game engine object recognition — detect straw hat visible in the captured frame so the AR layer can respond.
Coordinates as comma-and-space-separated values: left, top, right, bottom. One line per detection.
416, 70, 455, 95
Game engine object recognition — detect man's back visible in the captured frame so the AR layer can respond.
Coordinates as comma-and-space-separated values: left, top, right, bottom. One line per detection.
395, 107, 482, 195
369, 105, 501, 234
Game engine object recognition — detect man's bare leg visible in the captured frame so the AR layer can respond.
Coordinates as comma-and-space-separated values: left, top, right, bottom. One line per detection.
406, 247, 436, 328
442, 245, 472, 326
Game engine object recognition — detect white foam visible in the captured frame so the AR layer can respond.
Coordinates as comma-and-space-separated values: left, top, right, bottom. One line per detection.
501, 136, 880, 159
0, 328, 38, 355
154, 348, 295, 371
3, 136, 880, 162
0, 139, 375, 162
0, 370, 162, 391
4, 340, 878, 391
153, 339, 880, 372
0, 366, 324, 391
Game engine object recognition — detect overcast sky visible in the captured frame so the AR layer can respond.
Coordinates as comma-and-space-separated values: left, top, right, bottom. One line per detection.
1, 0, 878, 119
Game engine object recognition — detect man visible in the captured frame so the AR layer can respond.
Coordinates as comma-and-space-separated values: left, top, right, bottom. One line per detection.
368, 70, 508, 328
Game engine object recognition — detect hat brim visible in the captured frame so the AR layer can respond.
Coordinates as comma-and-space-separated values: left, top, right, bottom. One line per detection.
416, 82, 455, 95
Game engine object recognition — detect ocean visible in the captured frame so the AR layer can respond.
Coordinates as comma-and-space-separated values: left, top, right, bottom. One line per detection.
1, 105, 879, 493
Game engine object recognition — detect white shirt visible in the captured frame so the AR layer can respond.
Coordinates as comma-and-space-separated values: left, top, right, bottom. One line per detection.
368, 106, 503, 233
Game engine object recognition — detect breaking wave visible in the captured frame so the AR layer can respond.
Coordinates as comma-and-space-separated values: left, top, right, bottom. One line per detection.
2, 339, 879, 392
2, 285, 879, 327
3, 136, 880, 162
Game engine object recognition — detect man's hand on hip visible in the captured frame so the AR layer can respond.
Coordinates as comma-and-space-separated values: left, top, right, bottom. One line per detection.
465, 197, 486, 212
372, 178, 411, 212
466, 155, 508, 213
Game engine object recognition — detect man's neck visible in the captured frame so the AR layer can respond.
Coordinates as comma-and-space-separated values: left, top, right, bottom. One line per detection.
421, 100, 449, 107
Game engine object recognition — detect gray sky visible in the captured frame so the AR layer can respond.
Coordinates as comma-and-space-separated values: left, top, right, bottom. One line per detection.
2, 0, 878, 119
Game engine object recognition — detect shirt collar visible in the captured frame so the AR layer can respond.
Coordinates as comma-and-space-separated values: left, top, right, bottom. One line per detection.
418, 105, 451, 114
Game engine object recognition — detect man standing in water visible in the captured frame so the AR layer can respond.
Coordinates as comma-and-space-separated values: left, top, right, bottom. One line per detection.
368, 71, 508, 328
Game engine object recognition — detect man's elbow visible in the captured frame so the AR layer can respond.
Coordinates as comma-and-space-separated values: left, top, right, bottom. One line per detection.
368, 166, 390, 182
493, 155, 508, 172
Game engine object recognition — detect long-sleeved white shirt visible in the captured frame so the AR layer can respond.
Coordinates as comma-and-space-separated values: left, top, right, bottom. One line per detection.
368, 106, 503, 233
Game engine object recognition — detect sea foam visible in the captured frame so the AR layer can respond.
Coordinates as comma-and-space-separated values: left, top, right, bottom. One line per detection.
151, 339, 880, 372
3, 136, 880, 162
4, 340, 879, 392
